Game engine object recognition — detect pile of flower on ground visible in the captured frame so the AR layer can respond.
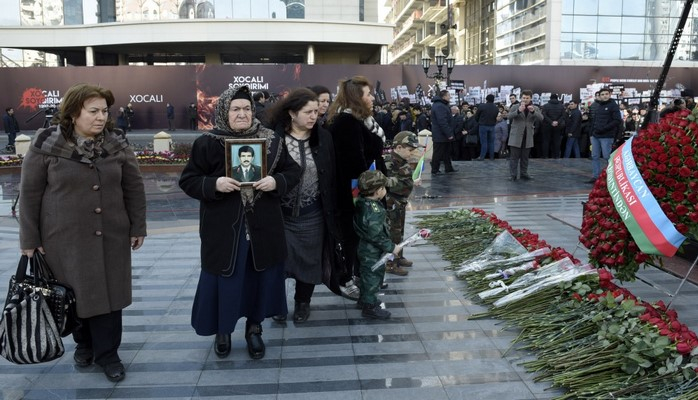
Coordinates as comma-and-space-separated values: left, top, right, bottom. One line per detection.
1, 143, 192, 168
134, 150, 188, 165
0, 155, 22, 167
580, 108, 698, 282
418, 208, 698, 400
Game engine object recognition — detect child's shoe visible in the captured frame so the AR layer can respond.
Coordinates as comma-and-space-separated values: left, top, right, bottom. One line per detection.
362, 303, 391, 319
385, 261, 408, 276
397, 257, 413, 267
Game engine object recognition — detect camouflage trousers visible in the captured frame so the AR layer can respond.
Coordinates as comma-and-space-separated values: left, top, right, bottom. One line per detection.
386, 197, 407, 255
358, 256, 385, 305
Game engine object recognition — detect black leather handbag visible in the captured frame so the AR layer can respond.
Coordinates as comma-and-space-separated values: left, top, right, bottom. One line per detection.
4, 252, 78, 337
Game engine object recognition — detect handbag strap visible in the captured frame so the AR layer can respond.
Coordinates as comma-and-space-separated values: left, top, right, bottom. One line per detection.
31, 252, 56, 281
15, 251, 50, 287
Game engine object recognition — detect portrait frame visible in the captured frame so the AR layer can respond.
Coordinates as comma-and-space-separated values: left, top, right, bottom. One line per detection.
224, 138, 267, 186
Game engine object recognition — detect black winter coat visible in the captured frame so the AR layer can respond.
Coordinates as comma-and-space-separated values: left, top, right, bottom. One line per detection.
591, 99, 622, 138
327, 112, 386, 216
278, 123, 338, 238
542, 99, 566, 127
565, 108, 582, 138
430, 97, 453, 142
179, 126, 301, 276
475, 102, 499, 126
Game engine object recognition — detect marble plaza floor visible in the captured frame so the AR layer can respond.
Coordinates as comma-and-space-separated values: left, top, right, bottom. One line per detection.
0, 155, 696, 400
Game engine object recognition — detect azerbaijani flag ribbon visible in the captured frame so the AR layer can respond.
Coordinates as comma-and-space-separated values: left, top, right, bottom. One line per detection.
606, 136, 687, 256
352, 161, 377, 203
412, 136, 430, 181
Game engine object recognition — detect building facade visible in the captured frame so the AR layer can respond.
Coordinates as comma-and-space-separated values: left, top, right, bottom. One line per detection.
386, 0, 698, 67
0, 0, 390, 67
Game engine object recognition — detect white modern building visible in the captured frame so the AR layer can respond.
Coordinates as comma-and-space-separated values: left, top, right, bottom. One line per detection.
386, 0, 698, 67
0, 0, 393, 66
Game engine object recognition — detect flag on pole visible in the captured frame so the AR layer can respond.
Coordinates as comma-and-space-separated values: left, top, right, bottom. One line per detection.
412, 136, 430, 181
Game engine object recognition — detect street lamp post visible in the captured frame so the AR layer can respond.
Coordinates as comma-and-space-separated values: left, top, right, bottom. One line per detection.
421, 0, 456, 90
422, 52, 455, 91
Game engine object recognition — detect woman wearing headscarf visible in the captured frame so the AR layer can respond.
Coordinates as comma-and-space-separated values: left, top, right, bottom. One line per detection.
179, 85, 301, 360
267, 88, 339, 323
325, 76, 386, 300
19, 83, 146, 382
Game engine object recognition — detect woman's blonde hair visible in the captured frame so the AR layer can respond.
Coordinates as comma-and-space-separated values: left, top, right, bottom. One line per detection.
326, 76, 373, 123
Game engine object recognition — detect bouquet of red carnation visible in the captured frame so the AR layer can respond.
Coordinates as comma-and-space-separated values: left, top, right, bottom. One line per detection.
580, 108, 698, 282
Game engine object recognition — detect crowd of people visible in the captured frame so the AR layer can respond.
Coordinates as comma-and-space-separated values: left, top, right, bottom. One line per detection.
8, 76, 695, 384
365, 88, 694, 182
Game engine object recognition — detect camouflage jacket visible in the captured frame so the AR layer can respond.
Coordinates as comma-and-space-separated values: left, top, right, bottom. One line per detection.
384, 151, 415, 203
353, 197, 395, 261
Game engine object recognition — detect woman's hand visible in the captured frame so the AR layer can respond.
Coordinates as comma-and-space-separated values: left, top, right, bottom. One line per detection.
216, 176, 241, 192
392, 245, 403, 256
252, 176, 276, 192
131, 236, 145, 250
21, 246, 45, 258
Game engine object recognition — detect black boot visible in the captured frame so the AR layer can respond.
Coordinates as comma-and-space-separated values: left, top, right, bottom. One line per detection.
245, 322, 265, 359
214, 333, 231, 358
293, 302, 310, 323
362, 303, 391, 319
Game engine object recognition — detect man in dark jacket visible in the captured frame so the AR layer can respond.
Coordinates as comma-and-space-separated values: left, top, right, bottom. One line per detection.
414, 106, 429, 132
188, 103, 198, 130
587, 88, 622, 183
253, 92, 268, 126
541, 94, 566, 158
166, 103, 175, 131
474, 94, 499, 160
563, 100, 582, 158
3, 107, 19, 151
429, 90, 455, 174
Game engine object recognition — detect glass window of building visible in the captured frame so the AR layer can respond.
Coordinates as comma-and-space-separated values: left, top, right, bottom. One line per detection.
596, 42, 620, 60
573, 15, 597, 33
622, 1, 645, 17
598, 1, 621, 16
573, 0, 597, 15
597, 17, 621, 34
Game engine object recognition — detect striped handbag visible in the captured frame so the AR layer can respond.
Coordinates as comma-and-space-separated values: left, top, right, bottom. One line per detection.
0, 286, 64, 364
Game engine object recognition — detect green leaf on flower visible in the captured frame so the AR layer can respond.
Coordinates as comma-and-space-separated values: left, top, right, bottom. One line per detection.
620, 299, 636, 311
622, 360, 640, 375
655, 335, 671, 347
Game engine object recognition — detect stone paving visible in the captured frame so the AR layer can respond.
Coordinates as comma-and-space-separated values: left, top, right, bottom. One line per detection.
0, 156, 696, 400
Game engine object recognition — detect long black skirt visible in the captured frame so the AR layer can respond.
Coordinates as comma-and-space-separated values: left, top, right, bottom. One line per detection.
191, 231, 287, 336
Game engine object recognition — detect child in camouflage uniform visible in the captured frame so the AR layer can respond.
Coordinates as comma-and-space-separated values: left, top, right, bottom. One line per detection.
384, 131, 423, 276
353, 170, 403, 319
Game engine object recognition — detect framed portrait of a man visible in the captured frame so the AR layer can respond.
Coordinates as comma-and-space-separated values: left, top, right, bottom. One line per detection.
225, 138, 267, 186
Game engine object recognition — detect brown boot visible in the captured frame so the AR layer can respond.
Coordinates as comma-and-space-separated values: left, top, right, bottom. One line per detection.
397, 257, 413, 267
385, 260, 408, 276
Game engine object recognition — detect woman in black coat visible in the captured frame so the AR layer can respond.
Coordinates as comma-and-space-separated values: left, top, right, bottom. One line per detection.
179, 85, 300, 360
326, 76, 386, 300
266, 88, 340, 323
